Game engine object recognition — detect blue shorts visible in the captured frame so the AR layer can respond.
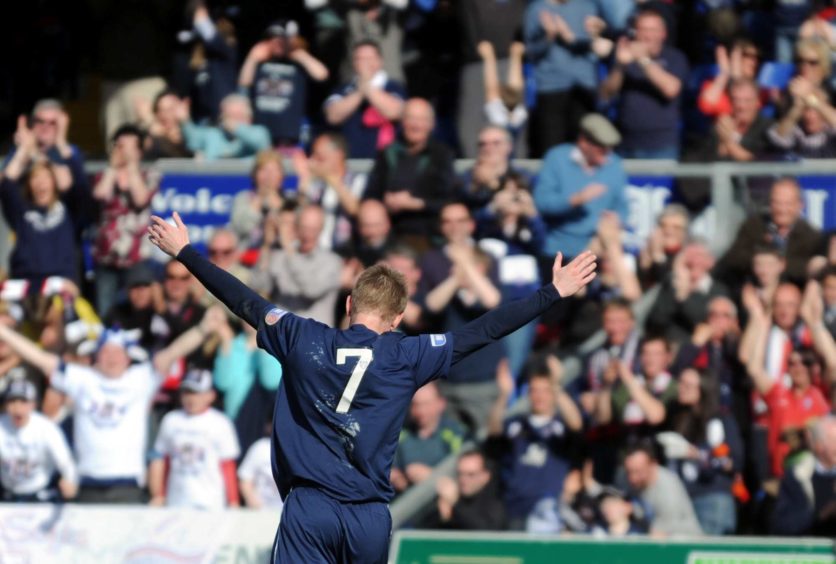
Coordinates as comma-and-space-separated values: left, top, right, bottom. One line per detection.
272, 486, 392, 564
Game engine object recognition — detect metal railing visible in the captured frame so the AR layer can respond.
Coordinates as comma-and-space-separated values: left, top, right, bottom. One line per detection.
84, 157, 836, 258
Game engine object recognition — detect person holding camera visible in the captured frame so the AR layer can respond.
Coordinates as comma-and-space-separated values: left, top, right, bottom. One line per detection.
600, 7, 689, 159
238, 20, 329, 148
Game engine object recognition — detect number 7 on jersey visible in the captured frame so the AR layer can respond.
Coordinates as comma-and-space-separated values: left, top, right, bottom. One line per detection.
336, 348, 373, 414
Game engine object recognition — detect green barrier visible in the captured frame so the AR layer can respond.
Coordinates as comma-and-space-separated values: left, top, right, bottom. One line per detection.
390, 531, 835, 564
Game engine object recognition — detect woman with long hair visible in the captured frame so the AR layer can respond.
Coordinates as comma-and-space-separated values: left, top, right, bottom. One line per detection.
1, 147, 82, 283
664, 367, 744, 535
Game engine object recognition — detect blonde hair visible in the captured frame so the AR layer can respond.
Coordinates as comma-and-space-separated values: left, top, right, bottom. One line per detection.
350, 264, 408, 323
251, 149, 285, 185
796, 38, 832, 78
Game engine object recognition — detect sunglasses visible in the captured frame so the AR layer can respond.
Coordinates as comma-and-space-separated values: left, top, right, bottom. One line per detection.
209, 248, 235, 257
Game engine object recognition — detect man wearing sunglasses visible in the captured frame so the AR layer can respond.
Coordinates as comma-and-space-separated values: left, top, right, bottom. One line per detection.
5, 100, 84, 179
600, 6, 689, 159
198, 229, 252, 309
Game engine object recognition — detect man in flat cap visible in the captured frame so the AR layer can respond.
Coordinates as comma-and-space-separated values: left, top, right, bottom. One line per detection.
533, 112, 628, 268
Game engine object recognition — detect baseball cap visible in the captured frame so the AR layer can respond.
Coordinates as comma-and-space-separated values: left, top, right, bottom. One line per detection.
125, 264, 156, 288
579, 113, 621, 148
180, 369, 214, 393
264, 20, 298, 39
5, 378, 37, 403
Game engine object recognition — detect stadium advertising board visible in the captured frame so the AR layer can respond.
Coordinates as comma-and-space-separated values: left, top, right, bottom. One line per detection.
148, 172, 834, 259
0, 504, 278, 563
390, 531, 836, 564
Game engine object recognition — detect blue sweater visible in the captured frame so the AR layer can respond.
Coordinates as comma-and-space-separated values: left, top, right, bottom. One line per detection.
182, 121, 271, 160
524, 0, 598, 93
533, 143, 628, 258
214, 333, 283, 421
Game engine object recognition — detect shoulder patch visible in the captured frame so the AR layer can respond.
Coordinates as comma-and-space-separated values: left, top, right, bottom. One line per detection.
265, 307, 287, 326
430, 334, 446, 347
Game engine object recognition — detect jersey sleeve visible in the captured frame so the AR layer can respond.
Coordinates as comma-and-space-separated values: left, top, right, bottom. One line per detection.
256, 306, 306, 363
405, 332, 455, 388
385, 80, 407, 99
324, 83, 351, 107
50, 363, 94, 400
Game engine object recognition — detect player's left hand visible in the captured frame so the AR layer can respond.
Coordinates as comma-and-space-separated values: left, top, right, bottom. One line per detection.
149, 211, 190, 258
552, 250, 597, 297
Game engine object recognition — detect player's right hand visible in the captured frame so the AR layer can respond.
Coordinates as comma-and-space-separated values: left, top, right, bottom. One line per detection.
552, 250, 597, 297
149, 211, 191, 258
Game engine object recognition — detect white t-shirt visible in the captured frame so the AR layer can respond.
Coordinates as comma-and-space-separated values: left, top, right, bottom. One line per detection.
154, 408, 240, 510
484, 98, 528, 130
0, 412, 77, 496
50, 362, 161, 482
238, 437, 283, 509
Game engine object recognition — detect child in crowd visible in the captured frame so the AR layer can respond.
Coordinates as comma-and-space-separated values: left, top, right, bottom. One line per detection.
149, 368, 240, 509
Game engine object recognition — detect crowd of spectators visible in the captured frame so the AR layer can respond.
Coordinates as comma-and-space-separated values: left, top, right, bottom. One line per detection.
0, 0, 834, 541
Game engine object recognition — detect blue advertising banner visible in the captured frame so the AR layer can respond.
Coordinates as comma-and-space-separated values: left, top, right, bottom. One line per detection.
150, 173, 250, 254
148, 172, 835, 259
623, 175, 675, 250
797, 176, 836, 232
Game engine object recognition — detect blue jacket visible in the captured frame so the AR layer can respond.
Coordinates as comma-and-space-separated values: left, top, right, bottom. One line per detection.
533, 143, 628, 258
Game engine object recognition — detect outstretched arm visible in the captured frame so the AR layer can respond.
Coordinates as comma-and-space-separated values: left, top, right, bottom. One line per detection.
744, 308, 773, 396
477, 41, 501, 102
149, 213, 272, 329
0, 324, 60, 378
451, 251, 596, 364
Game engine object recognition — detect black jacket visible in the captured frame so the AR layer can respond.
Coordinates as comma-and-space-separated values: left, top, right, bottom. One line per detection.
363, 139, 456, 238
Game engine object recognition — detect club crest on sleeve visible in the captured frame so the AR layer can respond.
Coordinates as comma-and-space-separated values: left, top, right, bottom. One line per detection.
265, 308, 287, 326
430, 334, 446, 347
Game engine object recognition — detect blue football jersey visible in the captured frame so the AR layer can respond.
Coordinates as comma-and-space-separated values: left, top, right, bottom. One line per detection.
257, 307, 454, 503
